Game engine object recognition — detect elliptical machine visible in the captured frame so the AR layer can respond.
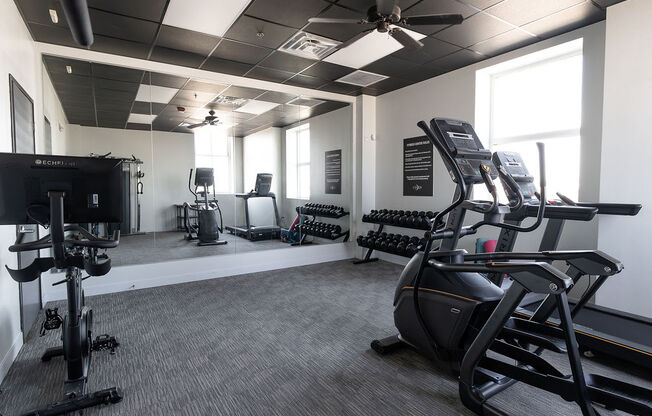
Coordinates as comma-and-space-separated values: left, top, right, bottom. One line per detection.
183, 167, 227, 246
372, 118, 652, 415
0, 153, 123, 415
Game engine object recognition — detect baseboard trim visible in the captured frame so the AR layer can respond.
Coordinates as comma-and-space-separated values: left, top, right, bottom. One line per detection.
0, 333, 23, 384
43, 242, 355, 302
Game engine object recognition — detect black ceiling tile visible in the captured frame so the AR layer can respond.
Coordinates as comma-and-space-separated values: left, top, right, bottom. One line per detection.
211, 39, 271, 65
91, 63, 143, 82
486, 0, 584, 26
401, 0, 478, 35
433, 11, 513, 47
95, 102, 130, 113
60, 96, 95, 109
360, 56, 418, 78
148, 72, 188, 89
87, 0, 168, 22
427, 49, 486, 72
319, 81, 361, 95
91, 35, 151, 59
184, 81, 229, 94
43, 56, 92, 77
360, 86, 383, 96
50, 73, 92, 88
461, 0, 505, 10
245, 66, 295, 83
338, 0, 419, 13
224, 15, 297, 49
522, 3, 605, 39
172, 126, 194, 134
97, 120, 126, 129
391, 36, 460, 64
89, 9, 158, 44
221, 86, 267, 100
259, 51, 315, 73
132, 101, 166, 115
170, 90, 216, 108
394, 64, 445, 82
256, 91, 298, 104
155, 25, 221, 56
152, 118, 181, 131
93, 78, 139, 93
201, 57, 254, 76
591, 0, 625, 8
28, 23, 78, 47
245, 0, 330, 29
300, 61, 354, 80
469, 29, 536, 56
370, 76, 413, 92
149, 46, 206, 68
126, 123, 152, 131
305, 5, 370, 41
283, 74, 329, 89
97, 109, 128, 121
16, 0, 69, 26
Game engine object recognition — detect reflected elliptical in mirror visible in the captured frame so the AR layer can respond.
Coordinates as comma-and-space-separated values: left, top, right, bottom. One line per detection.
41, 54, 352, 267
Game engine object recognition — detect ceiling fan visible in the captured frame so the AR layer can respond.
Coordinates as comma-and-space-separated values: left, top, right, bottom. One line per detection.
187, 110, 220, 129
308, 0, 463, 50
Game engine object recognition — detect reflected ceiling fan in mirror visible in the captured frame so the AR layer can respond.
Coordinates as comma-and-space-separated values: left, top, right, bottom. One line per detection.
187, 110, 220, 129
309, 0, 463, 50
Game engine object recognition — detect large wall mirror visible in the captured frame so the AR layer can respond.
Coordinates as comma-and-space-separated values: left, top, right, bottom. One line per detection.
41, 54, 353, 267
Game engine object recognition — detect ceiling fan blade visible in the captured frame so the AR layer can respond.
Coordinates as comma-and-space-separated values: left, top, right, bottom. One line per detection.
389, 28, 423, 50
376, 0, 396, 16
187, 122, 205, 129
338, 28, 375, 49
402, 14, 464, 26
308, 17, 367, 24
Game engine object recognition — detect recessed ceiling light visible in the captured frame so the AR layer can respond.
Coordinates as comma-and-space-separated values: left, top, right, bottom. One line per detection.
65, 65, 72, 74
163, 0, 252, 38
49, 9, 58, 24
135, 84, 179, 104
336, 70, 388, 87
234, 100, 279, 115
324, 26, 426, 69
128, 114, 157, 124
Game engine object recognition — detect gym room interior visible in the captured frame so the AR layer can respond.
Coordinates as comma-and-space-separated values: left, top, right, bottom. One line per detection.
0, 0, 650, 414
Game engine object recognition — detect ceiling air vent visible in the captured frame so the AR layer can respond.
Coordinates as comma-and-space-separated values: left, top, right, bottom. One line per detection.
336, 70, 388, 87
286, 97, 325, 107
280, 31, 340, 60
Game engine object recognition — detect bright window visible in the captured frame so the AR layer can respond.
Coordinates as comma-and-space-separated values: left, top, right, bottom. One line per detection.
286, 124, 310, 200
477, 39, 583, 201
194, 125, 234, 193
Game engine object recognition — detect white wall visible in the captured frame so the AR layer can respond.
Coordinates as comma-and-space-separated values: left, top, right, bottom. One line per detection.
596, 0, 652, 317
373, 22, 606, 262
41, 68, 68, 155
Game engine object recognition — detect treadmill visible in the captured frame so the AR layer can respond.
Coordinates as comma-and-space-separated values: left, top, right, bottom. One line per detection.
490, 150, 651, 369
226, 173, 282, 241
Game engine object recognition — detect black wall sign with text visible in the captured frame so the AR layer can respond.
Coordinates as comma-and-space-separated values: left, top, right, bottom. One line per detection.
403, 136, 433, 197
325, 149, 342, 194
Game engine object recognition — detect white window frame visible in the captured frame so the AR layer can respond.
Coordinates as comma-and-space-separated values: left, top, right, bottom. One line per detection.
193, 127, 235, 194
286, 123, 310, 200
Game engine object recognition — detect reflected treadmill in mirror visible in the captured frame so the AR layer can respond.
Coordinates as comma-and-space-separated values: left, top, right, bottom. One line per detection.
226, 173, 282, 241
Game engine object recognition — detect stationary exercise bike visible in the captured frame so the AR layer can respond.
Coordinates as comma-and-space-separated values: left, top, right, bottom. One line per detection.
183, 168, 227, 246
0, 153, 124, 416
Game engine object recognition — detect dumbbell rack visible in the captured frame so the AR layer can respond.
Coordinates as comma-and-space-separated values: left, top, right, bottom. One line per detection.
293, 205, 350, 246
354, 210, 433, 265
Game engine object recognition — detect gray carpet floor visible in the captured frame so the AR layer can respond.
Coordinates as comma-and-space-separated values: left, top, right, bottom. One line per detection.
0, 260, 650, 415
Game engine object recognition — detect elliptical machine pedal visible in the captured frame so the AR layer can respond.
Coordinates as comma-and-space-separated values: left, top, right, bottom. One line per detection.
371, 335, 405, 355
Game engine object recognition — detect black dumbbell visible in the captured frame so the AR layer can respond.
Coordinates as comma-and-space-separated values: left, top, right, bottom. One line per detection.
396, 242, 406, 256
405, 244, 417, 256
387, 241, 397, 253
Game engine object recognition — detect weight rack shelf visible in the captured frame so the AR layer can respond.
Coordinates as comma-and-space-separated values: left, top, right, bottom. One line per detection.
356, 231, 425, 259
296, 205, 350, 219
293, 204, 350, 246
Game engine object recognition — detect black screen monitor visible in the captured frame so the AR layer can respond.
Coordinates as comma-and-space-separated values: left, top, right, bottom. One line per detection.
255, 173, 272, 196
194, 167, 215, 187
0, 153, 123, 225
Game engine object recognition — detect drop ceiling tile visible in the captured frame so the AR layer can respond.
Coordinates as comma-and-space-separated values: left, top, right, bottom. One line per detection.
221, 86, 267, 100
360, 86, 383, 96
245, 66, 295, 83
391, 36, 460, 64
184, 81, 229, 94
341, 0, 419, 12
470, 29, 536, 56
427, 49, 486, 72
95, 101, 132, 113
462, 0, 505, 10
360, 56, 418, 78
43, 56, 92, 77
128, 113, 157, 124
131, 101, 166, 115
224, 15, 297, 49
163, 0, 251, 38
318, 82, 361, 95
304, 5, 371, 42
92, 63, 144, 83
434, 11, 513, 47
591, 0, 625, 7
170, 90, 218, 107
201, 57, 254, 76
245, 0, 330, 29
522, 2, 604, 39
256, 91, 298, 104
17, 0, 69, 26
283, 74, 329, 89
400, 0, 478, 35
155, 25, 221, 56
149, 46, 207, 68
89, 9, 159, 44
395, 64, 446, 82
486, 0, 584, 26
126, 123, 152, 131
87, 0, 168, 22
372, 77, 413, 92
300, 61, 354, 80
50, 73, 92, 88
91, 35, 151, 59
259, 51, 315, 73
136, 84, 179, 103
29, 23, 78, 47
94, 78, 140, 93
211, 39, 272, 65
147, 72, 189, 89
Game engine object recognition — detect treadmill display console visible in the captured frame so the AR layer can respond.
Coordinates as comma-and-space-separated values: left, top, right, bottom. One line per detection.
492, 151, 537, 200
